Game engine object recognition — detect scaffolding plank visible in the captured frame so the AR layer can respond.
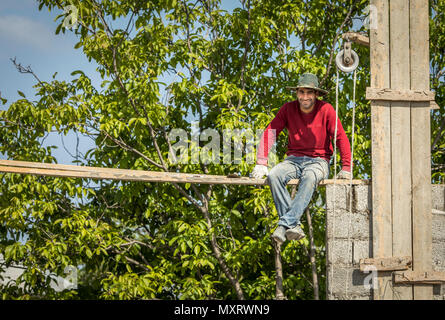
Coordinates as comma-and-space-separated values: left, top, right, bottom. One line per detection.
394, 271, 445, 285
342, 32, 370, 47
0, 160, 368, 186
410, 0, 433, 300
366, 88, 435, 101
390, 0, 413, 300
370, 0, 393, 300
359, 256, 412, 272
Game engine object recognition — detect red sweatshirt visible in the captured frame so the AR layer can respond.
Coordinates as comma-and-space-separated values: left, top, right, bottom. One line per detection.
256, 99, 351, 172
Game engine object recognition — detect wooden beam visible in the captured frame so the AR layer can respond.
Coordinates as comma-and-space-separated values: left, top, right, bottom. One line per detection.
342, 32, 370, 47
366, 88, 435, 102
390, 0, 413, 300
430, 101, 440, 110
432, 209, 445, 215
370, 0, 393, 300
394, 271, 445, 285
0, 160, 369, 186
359, 256, 412, 272
410, 0, 433, 300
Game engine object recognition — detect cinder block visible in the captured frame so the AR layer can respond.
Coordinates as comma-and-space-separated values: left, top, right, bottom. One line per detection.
326, 266, 373, 298
352, 240, 371, 265
326, 239, 373, 269
328, 293, 372, 300
432, 187, 445, 302
326, 185, 371, 213
432, 185, 445, 211
326, 185, 349, 210
433, 239, 445, 272
431, 186, 445, 298
326, 209, 371, 239
352, 185, 372, 212
327, 239, 353, 265
432, 214, 445, 241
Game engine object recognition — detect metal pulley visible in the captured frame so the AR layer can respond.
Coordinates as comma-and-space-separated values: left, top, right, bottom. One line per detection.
336, 39, 359, 73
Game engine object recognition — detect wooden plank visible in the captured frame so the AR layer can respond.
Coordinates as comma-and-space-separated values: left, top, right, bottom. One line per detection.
0, 164, 268, 185
366, 88, 435, 101
410, 0, 433, 300
370, 0, 393, 300
342, 32, 370, 47
394, 271, 445, 285
430, 101, 440, 110
390, 0, 413, 300
359, 256, 412, 272
432, 209, 445, 215
0, 164, 272, 185
0, 160, 369, 186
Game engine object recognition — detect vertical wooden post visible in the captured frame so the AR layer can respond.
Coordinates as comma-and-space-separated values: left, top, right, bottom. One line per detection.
370, 0, 432, 300
410, 0, 433, 300
390, 0, 413, 300
370, 0, 393, 300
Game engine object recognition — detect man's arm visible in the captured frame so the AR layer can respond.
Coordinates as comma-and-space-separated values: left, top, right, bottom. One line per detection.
256, 105, 287, 166
251, 105, 287, 179
326, 105, 352, 172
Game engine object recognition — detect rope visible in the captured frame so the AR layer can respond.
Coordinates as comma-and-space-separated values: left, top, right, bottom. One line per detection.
329, 68, 340, 297
345, 69, 357, 297
329, 68, 357, 299
350, 69, 356, 190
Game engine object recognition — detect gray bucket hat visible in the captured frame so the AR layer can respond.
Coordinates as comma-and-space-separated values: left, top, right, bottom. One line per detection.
287, 73, 329, 95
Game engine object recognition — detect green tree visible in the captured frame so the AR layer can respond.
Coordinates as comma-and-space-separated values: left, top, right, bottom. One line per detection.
0, 0, 442, 300
430, 0, 445, 183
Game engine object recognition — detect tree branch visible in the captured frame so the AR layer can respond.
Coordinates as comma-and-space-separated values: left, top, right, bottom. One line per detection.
238, 0, 251, 111
200, 201, 245, 300
432, 115, 445, 152
261, 202, 286, 300
305, 207, 319, 300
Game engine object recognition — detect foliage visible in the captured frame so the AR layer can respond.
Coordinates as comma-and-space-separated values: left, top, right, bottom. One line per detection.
430, 0, 445, 183
0, 0, 442, 300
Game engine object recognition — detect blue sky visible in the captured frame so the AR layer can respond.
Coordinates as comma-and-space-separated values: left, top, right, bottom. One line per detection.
0, 0, 103, 106
0, 0, 239, 105
0, 0, 242, 164
0, 0, 103, 163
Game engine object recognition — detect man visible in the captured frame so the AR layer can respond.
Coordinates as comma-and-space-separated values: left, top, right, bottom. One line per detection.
251, 73, 351, 244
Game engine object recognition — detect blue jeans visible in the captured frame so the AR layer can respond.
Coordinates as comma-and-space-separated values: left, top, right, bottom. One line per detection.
267, 156, 329, 229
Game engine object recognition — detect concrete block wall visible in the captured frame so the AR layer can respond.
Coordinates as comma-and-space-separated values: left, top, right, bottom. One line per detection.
432, 185, 445, 299
325, 184, 445, 300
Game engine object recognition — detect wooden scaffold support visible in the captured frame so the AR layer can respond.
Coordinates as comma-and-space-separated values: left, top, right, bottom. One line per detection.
0, 160, 368, 186
368, 0, 438, 300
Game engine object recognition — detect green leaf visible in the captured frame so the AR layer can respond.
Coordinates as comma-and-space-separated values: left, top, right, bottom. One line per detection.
70, 70, 85, 76
231, 209, 242, 218
85, 247, 93, 258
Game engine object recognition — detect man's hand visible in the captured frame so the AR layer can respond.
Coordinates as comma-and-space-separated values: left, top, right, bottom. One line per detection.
251, 164, 269, 179
336, 170, 351, 180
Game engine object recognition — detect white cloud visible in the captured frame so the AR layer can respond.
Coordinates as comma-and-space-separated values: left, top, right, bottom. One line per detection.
0, 15, 62, 52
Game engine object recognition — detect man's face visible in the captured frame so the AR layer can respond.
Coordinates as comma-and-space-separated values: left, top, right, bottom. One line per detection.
297, 88, 318, 113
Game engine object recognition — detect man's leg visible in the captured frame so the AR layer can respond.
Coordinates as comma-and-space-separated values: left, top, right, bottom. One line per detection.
280, 158, 329, 238
267, 157, 302, 226
267, 157, 302, 243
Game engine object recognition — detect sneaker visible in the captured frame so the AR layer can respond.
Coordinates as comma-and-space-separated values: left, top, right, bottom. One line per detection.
285, 225, 305, 241
271, 226, 287, 244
